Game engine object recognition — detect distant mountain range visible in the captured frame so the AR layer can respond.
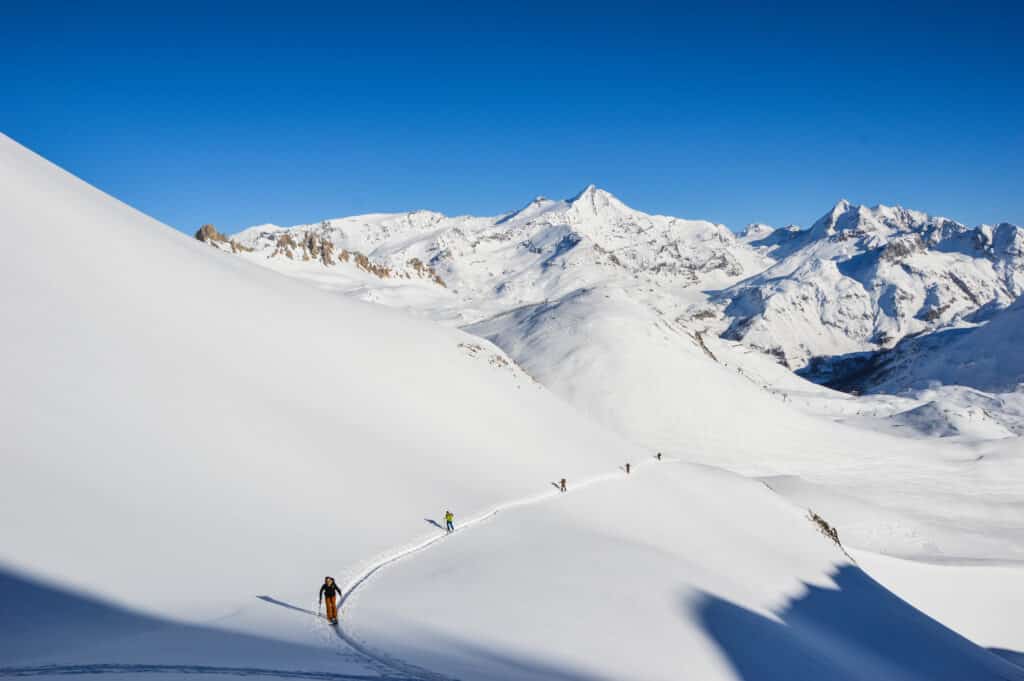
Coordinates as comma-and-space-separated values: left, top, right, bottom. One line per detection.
197, 186, 1024, 401
721, 199, 1023, 372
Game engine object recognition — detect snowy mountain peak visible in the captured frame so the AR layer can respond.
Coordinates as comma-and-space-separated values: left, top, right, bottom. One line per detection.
567, 184, 633, 217
570, 183, 601, 200
809, 198, 855, 236
807, 199, 967, 246
741, 223, 775, 239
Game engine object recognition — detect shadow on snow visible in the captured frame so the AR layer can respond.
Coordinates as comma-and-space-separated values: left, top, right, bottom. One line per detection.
0, 565, 387, 679
4, 562, 1023, 681
692, 564, 1024, 681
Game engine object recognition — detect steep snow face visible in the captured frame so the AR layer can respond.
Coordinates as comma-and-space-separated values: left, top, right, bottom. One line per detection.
835, 295, 1024, 396
738, 222, 806, 258
227, 185, 768, 324
719, 200, 1024, 369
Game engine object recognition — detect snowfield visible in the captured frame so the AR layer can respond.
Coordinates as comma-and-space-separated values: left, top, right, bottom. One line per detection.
2, 132, 1024, 681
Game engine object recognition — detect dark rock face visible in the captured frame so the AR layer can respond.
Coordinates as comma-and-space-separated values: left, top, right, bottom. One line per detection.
407, 258, 446, 287
880, 234, 925, 262
272, 233, 298, 259
195, 224, 228, 243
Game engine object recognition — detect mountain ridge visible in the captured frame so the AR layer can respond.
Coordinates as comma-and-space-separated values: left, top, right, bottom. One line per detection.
212, 189, 1022, 372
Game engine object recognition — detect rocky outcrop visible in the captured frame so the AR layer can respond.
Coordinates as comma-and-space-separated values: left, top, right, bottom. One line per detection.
407, 257, 446, 287
228, 186, 765, 313
195, 224, 228, 244
880, 234, 926, 262
271, 233, 298, 259
241, 227, 444, 286
195, 224, 252, 253
351, 252, 393, 279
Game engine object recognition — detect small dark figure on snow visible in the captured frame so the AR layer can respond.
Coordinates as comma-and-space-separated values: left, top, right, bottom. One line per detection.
625, 463, 631, 474
656, 452, 662, 461
445, 509, 455, 533
319, 576, 341, 624
560, 478, 567, 493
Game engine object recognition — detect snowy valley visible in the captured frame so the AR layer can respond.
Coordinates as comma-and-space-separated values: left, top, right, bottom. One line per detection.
3, 133, 1024, 681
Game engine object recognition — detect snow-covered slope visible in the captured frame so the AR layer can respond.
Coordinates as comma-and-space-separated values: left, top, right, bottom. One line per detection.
718, 200, 1024, 369
5, 134, 1024, 681
466, 283, 1024, 562
0, 134, 635, 670
466, 286, 839, 470
352, 463, 1024, 681
822, 295, 1024, 398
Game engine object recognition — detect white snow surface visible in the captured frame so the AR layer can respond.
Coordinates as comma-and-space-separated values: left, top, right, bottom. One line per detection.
3, 133, 1024, 681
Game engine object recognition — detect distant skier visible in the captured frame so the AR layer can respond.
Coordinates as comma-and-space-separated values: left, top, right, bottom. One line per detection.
560, 478, 567, 493
625, 463, 631, 474
318, 576, 341, 625
445, 510, 455, 533
656, 452, 662, 461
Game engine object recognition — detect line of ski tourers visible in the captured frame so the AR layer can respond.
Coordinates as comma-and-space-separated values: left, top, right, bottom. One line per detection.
317, 453, 664, 623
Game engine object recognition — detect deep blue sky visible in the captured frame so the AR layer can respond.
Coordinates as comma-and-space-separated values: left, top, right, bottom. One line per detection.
3, 1, 1022, 234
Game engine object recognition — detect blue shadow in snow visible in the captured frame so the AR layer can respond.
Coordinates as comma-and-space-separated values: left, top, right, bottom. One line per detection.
256, 595, 315, 616
693, 564, 1024, 681
991, 648, 1024, 670
0, 564, 165, 662
0, 564, 380, 678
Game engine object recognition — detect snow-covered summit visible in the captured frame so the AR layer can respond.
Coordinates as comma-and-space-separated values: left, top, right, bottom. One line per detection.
808, 199, 966, 247
565, 182, 635, 219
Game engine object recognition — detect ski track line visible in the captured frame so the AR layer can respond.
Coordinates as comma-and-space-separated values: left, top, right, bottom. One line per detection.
0, 664, 417, 681
5, 463, 672, 681
331, 459, 672, 680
